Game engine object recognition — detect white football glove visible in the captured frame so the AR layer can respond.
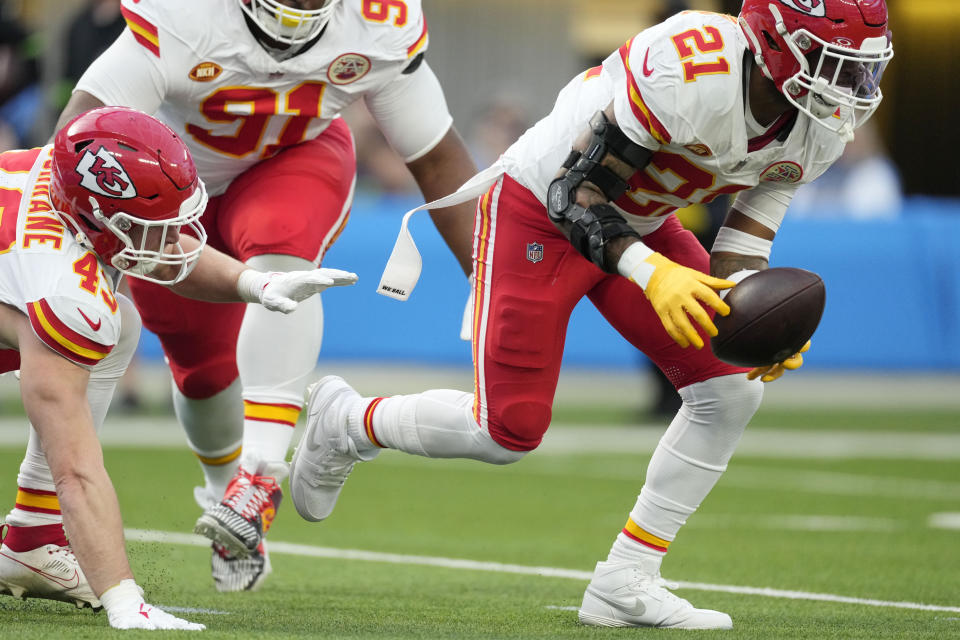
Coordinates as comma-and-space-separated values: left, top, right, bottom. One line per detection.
238, 268, 358, 313
100, 579, 205, 631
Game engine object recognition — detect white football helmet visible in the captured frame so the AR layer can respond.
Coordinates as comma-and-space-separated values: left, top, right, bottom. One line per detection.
238, 0, 340, 46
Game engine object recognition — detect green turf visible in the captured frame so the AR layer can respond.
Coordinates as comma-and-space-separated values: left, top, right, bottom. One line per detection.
0, 408, 957, 638
550, 405, 960, 433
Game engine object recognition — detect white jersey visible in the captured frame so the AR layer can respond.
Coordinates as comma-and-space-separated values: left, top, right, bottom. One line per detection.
76, 0, 452, 195
0, 146, 122, 368
500, 11, 847, 236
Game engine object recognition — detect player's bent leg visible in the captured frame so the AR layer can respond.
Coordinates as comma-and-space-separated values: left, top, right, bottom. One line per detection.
238, 254, 323, 463
580, 374, 761, 629
174, 380, 244, 505
196, 254, 323, 565
290, 377, 527, 522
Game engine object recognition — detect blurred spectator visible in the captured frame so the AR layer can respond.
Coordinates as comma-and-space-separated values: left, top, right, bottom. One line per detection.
0, 10, 42, 150
466, 98, 531, 168
57, 0, 125, 109
790, 120, 903, 219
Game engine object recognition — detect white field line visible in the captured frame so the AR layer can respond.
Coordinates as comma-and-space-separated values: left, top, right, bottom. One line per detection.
1, 419, 958, 459
929, 512, 960, 530
125, 528, 960, 614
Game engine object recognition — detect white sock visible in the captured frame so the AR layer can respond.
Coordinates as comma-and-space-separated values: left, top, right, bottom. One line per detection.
358, 389, 525, 465
609, 374, 763, 562
173, 379, 244, 500
238, 254, 323, 464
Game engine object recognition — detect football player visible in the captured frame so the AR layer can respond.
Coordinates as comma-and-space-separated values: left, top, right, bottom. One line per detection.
0, 106, 355, 629
55, 0, 478, 591
289, 0, 893, 629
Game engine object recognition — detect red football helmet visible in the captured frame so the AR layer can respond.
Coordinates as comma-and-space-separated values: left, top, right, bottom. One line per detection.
739, 0, 893, 139
239, 0, 341, 47
50, 106, 208, 285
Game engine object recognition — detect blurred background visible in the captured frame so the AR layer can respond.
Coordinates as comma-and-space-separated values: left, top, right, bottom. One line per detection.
1, 0, 958, 418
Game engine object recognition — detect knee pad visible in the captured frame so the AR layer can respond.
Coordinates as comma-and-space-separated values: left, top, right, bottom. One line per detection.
487, 397, 552, 453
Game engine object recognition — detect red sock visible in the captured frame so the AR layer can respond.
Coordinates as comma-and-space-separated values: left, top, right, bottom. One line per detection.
1, 523, 68, 551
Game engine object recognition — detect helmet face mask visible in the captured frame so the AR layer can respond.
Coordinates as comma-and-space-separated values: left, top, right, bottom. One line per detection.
51, 107, 209, 285
739, 0, 893, 140
88, 185, 208, 285
239, 0, 340, 47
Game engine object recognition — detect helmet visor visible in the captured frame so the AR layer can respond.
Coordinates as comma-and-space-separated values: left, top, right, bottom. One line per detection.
783, 31, 893, 138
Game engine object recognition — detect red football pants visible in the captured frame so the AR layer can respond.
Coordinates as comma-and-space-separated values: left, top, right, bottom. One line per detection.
128, 119, 356, 398
471, 174, 748, 451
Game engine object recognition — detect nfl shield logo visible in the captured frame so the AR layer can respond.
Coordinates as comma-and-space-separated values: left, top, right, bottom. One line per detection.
526, 242, 544, 264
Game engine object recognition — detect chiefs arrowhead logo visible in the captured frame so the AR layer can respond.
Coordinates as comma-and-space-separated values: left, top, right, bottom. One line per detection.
76, 147, 137, 199
327, 53, 371, 85
777, 0, 826, 17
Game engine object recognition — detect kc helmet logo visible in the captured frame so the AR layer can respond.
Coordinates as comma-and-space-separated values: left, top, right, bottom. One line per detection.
777, 0, 826, 17
76, 146, 137, 199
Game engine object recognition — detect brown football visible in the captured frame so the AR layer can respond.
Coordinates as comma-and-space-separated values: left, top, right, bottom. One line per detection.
711, 268, 826, 368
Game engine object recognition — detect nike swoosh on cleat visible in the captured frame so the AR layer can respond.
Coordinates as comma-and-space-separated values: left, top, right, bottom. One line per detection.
642, 49, 654, 77
0, 551, 81, 589
590, 590, 647, 617
77, 308, 102, 331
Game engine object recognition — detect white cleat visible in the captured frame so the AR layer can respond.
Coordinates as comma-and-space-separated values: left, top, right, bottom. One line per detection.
579, 559, 733, 629
0, 541, 101, 609
290, 376, 378, 522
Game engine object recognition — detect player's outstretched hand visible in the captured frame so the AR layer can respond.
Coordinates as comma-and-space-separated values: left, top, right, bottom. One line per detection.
634, 252, 734, 349
747, 340, 811, 383
100, 579, 205, 630
239, 268, 359, 313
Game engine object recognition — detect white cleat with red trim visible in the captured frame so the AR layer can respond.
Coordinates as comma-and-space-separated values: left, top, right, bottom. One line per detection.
0, 525, 100, 609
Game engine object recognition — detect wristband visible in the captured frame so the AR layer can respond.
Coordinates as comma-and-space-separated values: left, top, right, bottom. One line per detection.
237, 269, 270, 303
719, 268, 758, 300
712, 226, 773, 259
616, 242, 655, 289
99, 578, 144, 611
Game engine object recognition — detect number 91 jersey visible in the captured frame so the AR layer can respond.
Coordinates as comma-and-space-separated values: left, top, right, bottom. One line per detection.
500, 10, 847, 236
76, 0, 433, 196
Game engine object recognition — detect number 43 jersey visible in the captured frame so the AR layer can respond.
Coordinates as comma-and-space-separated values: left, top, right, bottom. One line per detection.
500, 10, 848, 236
0, 147, 121, 369
76, 0, 444, 196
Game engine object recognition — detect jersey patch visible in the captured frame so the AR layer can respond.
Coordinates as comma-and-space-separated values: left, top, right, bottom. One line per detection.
327, 54, 371, 85
121, 5, 160, 57
189, 62, 223, 82
27, 299, 114, 367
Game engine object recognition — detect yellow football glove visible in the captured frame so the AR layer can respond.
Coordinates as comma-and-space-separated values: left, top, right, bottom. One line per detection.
635, 252, 734, 349
747, 341, 811, 383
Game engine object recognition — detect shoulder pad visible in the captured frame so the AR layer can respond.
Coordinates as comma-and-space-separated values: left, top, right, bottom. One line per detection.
26, 296, 120, 368
346, 0, 429, 62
